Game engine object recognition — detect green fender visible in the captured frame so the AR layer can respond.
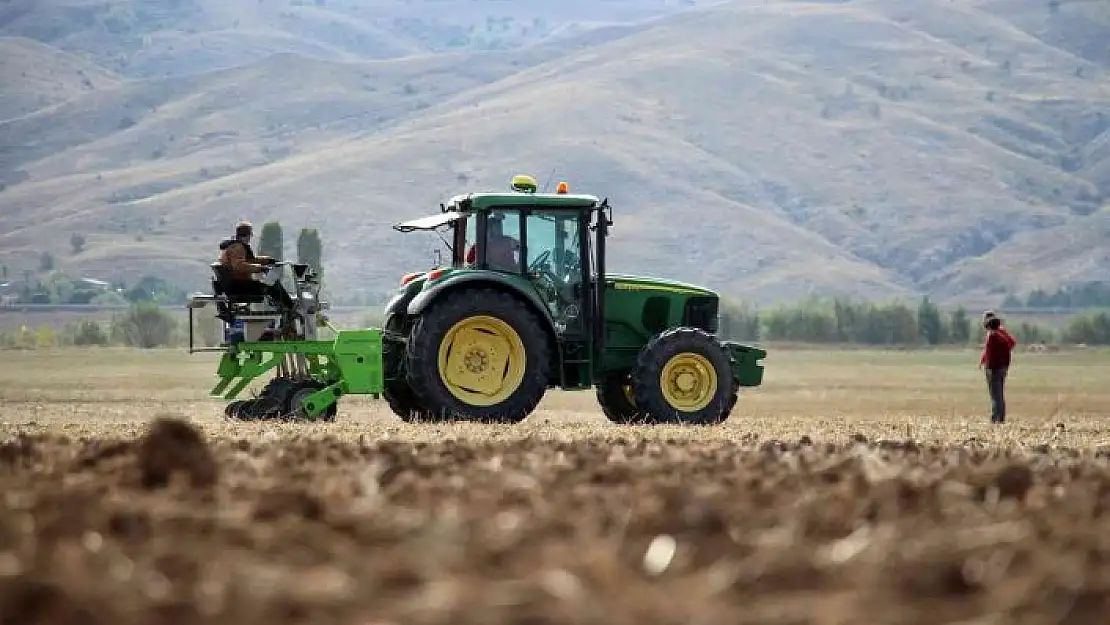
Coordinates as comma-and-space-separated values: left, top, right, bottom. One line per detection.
406, 270, 559, 339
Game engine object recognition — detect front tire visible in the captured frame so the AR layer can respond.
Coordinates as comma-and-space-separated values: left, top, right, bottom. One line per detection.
631, 328, 734, 425
405, 287, 552, 423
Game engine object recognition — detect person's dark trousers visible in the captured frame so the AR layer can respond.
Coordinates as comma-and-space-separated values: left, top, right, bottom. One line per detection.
985, 367, 1008, 423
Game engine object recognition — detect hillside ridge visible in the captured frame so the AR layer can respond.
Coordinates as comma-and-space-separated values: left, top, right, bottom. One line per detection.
0, 0, 1107, 308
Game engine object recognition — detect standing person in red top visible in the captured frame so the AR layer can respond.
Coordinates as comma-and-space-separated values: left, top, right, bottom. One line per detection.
979, 310, 1017, 423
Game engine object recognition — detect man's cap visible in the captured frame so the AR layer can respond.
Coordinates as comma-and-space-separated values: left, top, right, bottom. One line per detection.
235, 221, 253, 237
982, 310, 998, 322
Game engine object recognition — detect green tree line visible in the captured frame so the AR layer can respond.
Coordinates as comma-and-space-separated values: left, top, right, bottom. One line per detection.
719, 295, 1110, 346
0, 302, 186, 350
9, 273, 187, 306
4, 295, 1110, 351
4, 221, 324, 307
1002, 281, 1110, 309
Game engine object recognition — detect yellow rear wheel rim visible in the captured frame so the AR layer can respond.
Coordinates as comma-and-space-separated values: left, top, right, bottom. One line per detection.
659, 352, 717, 412
437, 315, 527, 407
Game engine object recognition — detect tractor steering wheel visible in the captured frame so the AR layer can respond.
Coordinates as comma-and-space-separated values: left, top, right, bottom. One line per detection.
528, 249, 551, 273
526, 250, 565, 302
527, 250, 563, 287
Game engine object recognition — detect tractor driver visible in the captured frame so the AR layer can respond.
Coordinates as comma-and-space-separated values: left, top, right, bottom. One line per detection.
465, 213, 520, 272
217, 221, 293, 308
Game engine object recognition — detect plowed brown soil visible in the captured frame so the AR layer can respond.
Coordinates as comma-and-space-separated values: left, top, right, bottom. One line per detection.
3, 347, 1110, 624
3, 415, 1110, 625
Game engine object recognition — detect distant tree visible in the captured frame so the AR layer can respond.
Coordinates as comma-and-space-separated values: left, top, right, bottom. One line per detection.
110, 302, 176, 348
122, 275, 188, 305
39, 251, 55, 272
917, 296, 944, 345
1061, 312, 1110, 345
258, 220, 284, 261
70, 233, 86, 254
948, 306, 971, 344
719, 300, 760, 341
1015, 322, 1052, 345
297, 228, 324, 281
72, 320, 109, 346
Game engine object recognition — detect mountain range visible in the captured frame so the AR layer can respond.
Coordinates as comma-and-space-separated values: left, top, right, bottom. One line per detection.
1, 0, 1107, 308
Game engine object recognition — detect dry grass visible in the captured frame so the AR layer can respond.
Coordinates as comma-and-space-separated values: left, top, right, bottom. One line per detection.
1, 0, 1108, 305
2, 346, 1108, 443
3, 347, 1110, 624
0, 36, 120, 122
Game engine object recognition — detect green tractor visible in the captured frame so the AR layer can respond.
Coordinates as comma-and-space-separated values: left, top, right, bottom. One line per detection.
186, 174, 766, 425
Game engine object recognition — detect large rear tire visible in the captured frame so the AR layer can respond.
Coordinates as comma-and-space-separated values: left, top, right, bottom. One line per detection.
381, 315, 442, 422
405, 288, 551, 423
383, 378, 444, 423
630, 327, 734, 425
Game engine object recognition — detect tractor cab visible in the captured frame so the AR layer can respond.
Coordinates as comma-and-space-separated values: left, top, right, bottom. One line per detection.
391, 175, 602, 341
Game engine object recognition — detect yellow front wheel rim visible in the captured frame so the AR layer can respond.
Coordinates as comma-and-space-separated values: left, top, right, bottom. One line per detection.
437, 315, 527, 407
659, 352, 718, 412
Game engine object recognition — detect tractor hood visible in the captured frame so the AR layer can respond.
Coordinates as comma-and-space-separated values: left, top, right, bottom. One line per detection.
606, 273, 716, 297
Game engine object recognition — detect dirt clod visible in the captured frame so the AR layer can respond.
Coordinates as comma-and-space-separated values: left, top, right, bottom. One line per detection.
0, 577, 105, 625
994, 463, 1035, 501
253, 488, 325, 522
134, 417, 216, 490
0, 434, 38, 468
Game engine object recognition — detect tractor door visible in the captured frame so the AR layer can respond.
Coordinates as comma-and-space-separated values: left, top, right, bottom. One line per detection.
523, 210, 592, 388
522, 210, 586, 331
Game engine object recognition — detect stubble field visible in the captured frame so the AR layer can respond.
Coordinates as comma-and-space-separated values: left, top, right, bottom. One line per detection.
2, 346, 1110, 624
